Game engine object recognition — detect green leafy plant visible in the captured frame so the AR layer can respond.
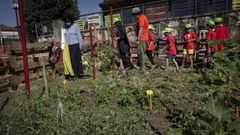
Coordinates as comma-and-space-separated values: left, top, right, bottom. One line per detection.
196, 97, 239, 135
204, 38, 240, 95
95, 45, 118, 72
165, 128, 183, 135
118, 88, 133, 107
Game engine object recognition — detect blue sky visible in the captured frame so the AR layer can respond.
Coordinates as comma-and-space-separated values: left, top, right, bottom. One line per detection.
0, 0, 102, 26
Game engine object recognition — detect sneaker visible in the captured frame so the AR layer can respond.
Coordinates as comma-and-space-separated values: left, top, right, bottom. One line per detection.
67, 77, 74, 81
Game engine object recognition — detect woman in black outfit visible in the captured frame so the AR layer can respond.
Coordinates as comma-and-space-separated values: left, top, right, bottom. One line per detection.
114, 19, 131, 69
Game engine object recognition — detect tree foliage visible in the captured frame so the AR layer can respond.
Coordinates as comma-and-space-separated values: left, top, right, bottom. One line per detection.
23, 0, 79, 32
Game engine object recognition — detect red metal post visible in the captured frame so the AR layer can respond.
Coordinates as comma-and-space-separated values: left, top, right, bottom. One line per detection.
18, 0, 30, 95
110, 7, 115, 70
89, 27, 96, 79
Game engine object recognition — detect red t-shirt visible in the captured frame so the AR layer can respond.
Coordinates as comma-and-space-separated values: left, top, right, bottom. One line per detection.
215, 25, 229, 40
182, 31, 196, 49
207, 29, 217, 53
215, 25, 229, 51
136, 14, 149, 42
146, 33, 155, 51
166, 34, 176, 55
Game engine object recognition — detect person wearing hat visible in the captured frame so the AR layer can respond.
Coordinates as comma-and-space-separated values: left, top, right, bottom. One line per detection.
145, 24, 155, 65
181, 23, 196, 68
206, 20, 217, 55
203, 20, 217, 67
114, 18, 130, 70
162, 28, 179, 71
132, 7, 152, 70
215, 17, 229, 51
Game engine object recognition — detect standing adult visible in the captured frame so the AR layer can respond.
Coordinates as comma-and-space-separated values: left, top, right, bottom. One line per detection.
132, 7, 152, 70
61, 16, 84, 81
215, 17, 229, 51
114, 18, 130, 69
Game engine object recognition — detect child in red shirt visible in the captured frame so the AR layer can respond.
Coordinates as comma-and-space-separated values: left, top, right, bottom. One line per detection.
215, 17, 229, 51
206, 20, 217, 55
181, 24, 196, 68
203, 20, 217, 68
163, 28, 179, 71
146, 25, 155, 65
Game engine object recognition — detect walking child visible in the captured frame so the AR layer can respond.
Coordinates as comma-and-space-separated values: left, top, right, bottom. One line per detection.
215, 17, 229, 51
205, 20, 217, 61
163, 28, 179, 71
181, 24, 196, 68
146, 24, 155, 65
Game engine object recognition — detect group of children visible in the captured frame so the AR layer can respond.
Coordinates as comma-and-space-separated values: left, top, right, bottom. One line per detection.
144, 17, 229, 71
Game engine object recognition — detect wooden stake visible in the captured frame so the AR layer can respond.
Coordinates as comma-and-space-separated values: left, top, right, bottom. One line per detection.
237, 107, 239, 118
41, 57, 48, 98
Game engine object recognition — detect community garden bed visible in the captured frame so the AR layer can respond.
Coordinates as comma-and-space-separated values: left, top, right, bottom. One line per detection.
0, 39, 240, 135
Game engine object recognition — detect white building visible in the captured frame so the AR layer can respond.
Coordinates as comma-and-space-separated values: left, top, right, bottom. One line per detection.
0, 25, 19, 40
87, 14, 101, 29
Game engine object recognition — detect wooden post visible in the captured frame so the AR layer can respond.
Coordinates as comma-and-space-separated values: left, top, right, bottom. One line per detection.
35, 24, 39, 42
40, 57, 48, 98
110, 7, 115, 70
90, 27, 96, 79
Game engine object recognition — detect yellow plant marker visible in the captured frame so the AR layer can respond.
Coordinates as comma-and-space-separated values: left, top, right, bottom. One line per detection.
63, 80, 67, 92
146, 90, 153, 113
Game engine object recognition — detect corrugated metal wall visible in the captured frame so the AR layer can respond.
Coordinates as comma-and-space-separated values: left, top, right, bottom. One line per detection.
102, 0, 237, 27
196, 0, 214, 14
171, 0, 195, 17
121, 0, 233, 25
122, 6, 144, 25
171, 0, 232, 18
145, 0, 167, 22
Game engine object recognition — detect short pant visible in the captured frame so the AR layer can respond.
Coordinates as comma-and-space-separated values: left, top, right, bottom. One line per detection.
166, 54, 176, 60
183, 49, 194, 55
